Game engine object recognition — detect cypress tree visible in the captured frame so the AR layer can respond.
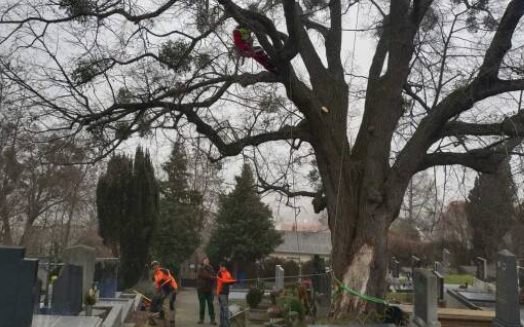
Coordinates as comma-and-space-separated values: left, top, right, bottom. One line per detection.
207, 164, 282, 266
151, 143, 204, 273
96, 154, 133, 256
466, 159, 517, 261
96, 147, 159, 288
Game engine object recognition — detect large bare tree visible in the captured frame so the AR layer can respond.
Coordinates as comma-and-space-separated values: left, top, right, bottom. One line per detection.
2, 0, 524, 316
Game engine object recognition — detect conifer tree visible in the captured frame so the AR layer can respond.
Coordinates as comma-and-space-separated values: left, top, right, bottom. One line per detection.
151, 143, 204, 273
97, 147, 159, 288
207, 164, 281, 266
466, 159, 517, 261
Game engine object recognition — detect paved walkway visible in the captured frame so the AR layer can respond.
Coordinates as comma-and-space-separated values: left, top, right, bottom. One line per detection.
175, 289, 215, 327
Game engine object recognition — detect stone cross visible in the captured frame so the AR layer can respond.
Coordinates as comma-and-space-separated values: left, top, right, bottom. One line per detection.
410, 269, 441, 327
493, 250, 522, 327
63, 245, 96, 296
275, 265, 285, 291
0, 246, 39, 327
475, 257, 488, 281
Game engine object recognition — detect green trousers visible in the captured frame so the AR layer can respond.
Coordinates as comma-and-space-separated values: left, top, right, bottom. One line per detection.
198, 290, 216, 322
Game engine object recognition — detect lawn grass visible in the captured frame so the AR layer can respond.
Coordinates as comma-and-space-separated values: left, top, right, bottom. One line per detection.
385, 292, 413, 304
444, 274, 474, 285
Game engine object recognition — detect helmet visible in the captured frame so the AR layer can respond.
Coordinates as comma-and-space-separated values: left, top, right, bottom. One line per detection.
150, 260, 160, 267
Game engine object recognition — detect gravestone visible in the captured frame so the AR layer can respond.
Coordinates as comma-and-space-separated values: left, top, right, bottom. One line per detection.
442, 249, 451, 273
410, 269, 440, 327
0, 246, 39, 327
434, 262, 444, 275
411, 256, 421, 277
432, 271, 445, 305
475, 257, 487, 281
94, 259, 119, 298
391, 259, 400, 278
51, 264, 84, 315
493, 250, 522, 327
34, 279, 42, 313
63, 245, 96, 296
275, 265, 284, 291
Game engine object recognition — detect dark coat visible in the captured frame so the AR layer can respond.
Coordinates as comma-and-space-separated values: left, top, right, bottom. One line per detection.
197, 265, 216, 292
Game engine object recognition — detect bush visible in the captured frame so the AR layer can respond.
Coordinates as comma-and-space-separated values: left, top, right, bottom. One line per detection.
277, 294, 305, 321
246, 281, 265, 309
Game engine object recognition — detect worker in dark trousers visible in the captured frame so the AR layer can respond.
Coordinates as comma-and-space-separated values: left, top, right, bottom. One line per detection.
197, 257, 216, 325
151, 261, 178, 325
216, 262, 237, 327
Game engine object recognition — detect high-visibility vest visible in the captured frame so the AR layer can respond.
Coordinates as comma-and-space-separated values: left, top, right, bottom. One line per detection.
154, 267, 178, 292
216, 269, 235, 294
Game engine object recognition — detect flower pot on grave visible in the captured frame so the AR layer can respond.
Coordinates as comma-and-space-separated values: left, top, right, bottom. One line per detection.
85, 305, 93, 316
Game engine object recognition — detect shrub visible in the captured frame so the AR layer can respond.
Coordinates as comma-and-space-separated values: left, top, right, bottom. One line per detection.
246, 281, 265, 309
277, 295, 306, 321
84, 289, 97, 306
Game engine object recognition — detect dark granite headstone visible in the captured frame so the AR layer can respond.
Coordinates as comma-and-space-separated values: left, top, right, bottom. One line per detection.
51, 264, 83, 315
434, 262, 444, 275
411, 269, 440, 327
95, 259, 119, 298
0, 246, 39, 327
475, 257, 487, 281
432, 271, 445, 302
493, 250, 522, 327
33, 279, 42, 313
390, 259, 400, 278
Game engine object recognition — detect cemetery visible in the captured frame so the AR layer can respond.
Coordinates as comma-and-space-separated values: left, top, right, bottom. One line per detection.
3, 0, 524, 326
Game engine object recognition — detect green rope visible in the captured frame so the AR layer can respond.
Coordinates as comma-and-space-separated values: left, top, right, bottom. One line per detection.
333, 276, 389, 305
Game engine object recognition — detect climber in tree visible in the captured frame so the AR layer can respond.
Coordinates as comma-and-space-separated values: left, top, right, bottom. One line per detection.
233, 24, 277, 73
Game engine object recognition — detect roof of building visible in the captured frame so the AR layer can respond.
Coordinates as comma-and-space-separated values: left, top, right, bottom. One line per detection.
273, 231, 332, 256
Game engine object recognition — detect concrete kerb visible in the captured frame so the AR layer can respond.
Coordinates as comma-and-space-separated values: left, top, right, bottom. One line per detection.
96, 303, 123, 327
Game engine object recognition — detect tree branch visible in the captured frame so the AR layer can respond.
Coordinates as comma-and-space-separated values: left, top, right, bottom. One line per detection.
418, 138, 523, 173
441, 112, 524, 138
478, 0, 524, 79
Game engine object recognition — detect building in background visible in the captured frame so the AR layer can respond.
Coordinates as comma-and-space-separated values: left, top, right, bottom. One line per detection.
271, 231, 331, 262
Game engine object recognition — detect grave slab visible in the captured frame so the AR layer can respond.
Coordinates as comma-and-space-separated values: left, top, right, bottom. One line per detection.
32, 315, 102, 327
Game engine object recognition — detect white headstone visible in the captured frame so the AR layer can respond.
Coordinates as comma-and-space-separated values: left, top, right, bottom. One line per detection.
410, 269, 440, 327
275, 265, 284, 291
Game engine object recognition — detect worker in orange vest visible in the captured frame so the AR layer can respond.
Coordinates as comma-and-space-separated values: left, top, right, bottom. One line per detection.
216, 262, 237, 327
151, 261, 179, 324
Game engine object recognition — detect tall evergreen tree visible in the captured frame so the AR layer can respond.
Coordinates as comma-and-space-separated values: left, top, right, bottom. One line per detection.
207, 164, 281, 266
96, 147, 159, 288
97, 154, 133, 256
466, 159, 517, 261
151, 143, 204, 273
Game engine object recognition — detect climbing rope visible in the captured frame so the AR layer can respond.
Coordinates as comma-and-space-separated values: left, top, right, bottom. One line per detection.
333, 276, 389, 306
